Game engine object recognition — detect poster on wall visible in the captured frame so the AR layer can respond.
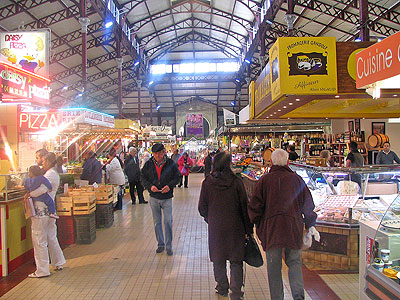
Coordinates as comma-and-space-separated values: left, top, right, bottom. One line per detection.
186, 114, 203, 137
0, 30, 50, 77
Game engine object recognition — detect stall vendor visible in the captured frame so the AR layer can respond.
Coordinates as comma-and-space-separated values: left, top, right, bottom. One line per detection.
376, 142, 400, 165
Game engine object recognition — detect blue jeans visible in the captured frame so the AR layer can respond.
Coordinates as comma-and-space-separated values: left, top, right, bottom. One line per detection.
149, 197, 173, 250
266, 248, 304, 300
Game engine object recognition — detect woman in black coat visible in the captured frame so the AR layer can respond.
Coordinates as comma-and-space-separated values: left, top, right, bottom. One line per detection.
198, 152, 253, 300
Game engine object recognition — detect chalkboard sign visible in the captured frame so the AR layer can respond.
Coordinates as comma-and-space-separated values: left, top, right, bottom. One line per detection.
310, 232, 348, 255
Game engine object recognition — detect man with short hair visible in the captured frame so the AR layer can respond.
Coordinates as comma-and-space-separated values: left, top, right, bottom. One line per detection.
124, 147, 147, 204
141, 143, 181, 256
36, 149, 49, 167
376, 141, 400, 164
248, 149, 317, 300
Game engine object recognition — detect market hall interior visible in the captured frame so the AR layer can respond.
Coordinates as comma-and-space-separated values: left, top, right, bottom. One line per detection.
0, 174, 358, 300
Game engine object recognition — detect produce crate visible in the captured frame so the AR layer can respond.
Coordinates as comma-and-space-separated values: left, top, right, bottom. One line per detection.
74, 212, 96, 244
95, 202, 114, 228
72, 193, 96, 215
56, 195, 73, 216
57, 216, 75, 246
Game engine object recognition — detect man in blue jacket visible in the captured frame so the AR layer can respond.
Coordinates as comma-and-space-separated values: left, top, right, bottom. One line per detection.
141, 143, 181, 256
81, 151, 102, 185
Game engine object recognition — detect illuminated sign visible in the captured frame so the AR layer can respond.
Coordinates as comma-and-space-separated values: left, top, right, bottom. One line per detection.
0, 62, 51, 105
356, 31, 400, 88
0, 30, 50, 77
60, 109, 115, 128
19, 111, 59, 132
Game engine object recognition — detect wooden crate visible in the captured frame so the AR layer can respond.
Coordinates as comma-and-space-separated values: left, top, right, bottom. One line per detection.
56, 195, 73, 202
95, 191, 112, 200
57, 202, 73, 211
58, 210, 73, 216
96, 195, 113, 204
74, 203, 96, 215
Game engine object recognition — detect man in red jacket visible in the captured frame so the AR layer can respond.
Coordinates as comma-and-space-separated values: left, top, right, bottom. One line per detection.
248, 149, 317, 300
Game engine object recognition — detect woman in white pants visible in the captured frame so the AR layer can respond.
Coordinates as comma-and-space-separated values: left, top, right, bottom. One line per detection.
28, 152, 66, 278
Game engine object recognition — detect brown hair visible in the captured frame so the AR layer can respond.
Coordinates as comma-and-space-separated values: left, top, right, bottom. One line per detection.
44, 152, 57, 167
29, 165, 43, 177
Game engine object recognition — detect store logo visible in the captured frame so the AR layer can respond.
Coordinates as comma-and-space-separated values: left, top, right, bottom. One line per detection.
288, 52, 328, 76
0, 69, 27, 89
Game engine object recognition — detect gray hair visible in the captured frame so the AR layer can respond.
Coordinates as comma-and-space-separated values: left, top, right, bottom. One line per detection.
271, 149, 289, 166
129, 147, 137, 154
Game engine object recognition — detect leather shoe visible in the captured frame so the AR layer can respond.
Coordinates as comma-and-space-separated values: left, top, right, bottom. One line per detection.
139, 201, 148, 204
215, 289, 228, 297
166, 249, 173, 256
156, 246, 164, 253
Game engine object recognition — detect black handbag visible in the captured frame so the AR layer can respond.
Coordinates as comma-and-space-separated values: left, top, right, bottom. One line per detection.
244, 236, 264, 267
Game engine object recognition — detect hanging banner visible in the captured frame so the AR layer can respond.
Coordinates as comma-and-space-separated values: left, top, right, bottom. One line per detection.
223, 108, 236, 126
186, 113, 203, 136
0, 30, 50, 77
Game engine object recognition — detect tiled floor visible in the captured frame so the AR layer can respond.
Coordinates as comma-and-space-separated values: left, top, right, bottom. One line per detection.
0, 174, 358, 300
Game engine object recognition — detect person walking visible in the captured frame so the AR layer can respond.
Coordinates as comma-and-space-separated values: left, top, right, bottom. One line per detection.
81, 150, 103, 185
105, 148, 126, 210
141, 143, 181, 256
376, 141, 400, 164
171, 149, 181, 164
199, 152, 253, 300
177, 152, 193, 188
248, 149, 317, 300
203, 151, 215, 177
27, 152, 66, 277
124, 147, 147, 204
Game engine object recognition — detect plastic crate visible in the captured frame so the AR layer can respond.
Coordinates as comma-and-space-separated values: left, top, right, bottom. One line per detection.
57, 216, 75, 245
95, 202, 114, 228
74, 212, 96, 244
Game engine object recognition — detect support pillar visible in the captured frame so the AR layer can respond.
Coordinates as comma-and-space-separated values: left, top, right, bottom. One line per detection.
359, 0, 369, 41
79, 0, 90, 103
116, 57, 123, 118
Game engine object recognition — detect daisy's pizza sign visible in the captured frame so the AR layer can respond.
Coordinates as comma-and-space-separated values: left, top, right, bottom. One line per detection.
0, 30, 50, 77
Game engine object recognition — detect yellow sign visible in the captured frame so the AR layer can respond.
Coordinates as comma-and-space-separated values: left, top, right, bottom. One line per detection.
248, 81, 255, 119
269, 37, 338, 101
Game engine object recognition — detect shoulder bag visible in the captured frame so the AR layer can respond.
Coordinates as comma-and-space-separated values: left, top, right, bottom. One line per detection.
244, 235, 264, 267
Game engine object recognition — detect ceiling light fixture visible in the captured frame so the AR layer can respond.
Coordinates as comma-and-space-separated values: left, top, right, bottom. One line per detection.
283, 106, 287, 108
289, 102, 293, 105
134, 61, 140, 67
335, 95, 340, 98
105, 21, 113, 28
296, 98, 300, 101
278, 109, 281, 111
244, 58, 251, 64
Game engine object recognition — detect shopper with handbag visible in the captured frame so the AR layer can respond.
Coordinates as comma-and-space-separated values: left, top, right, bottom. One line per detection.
177, 152, 193, 188
198, 151, 253, 300
248, 149, 317, 300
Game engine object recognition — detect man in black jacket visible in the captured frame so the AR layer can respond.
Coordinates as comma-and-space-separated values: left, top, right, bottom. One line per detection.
124, 147, 147, 204
141, 143, 181, 256
81, 151, 102, 185
204, 151, 215, 177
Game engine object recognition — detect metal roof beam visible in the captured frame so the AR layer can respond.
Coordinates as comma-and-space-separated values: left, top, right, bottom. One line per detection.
0, 0, 53, 20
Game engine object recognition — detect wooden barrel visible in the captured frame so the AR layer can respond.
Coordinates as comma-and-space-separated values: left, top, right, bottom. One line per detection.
367, 134, 389, 148
263, 148, 276, 162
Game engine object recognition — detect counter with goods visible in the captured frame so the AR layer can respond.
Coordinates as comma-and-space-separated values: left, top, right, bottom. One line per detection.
360, 195, 400, 300
0, 172, 33, 277
242, 162, 400, 271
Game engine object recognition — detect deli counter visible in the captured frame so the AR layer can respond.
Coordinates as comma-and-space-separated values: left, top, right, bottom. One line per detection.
242, 163, 400, 271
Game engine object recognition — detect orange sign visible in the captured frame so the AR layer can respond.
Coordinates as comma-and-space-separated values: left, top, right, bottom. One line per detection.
356, 31, 400, 88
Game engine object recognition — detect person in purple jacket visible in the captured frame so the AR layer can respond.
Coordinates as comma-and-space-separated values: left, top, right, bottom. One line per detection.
24, 165, 58, 219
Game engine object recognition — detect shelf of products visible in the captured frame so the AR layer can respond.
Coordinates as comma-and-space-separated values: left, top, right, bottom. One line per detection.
0, 173, 27, 202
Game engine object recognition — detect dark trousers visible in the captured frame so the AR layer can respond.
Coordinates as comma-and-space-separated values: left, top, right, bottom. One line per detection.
129, 181, 145, 204
213, 260, 243, 299
115, 185, 124, 210
179, 175, 188, 187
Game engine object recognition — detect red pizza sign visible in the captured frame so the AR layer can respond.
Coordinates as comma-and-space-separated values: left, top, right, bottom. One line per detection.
0, 62, 51, 105
18, 111, 59, 132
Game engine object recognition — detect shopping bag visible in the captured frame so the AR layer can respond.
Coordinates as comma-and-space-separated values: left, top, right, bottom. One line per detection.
244, 236, 264, 267
302, 226, 320, 249
180, 166, 187, 175
24, 196, 36, 219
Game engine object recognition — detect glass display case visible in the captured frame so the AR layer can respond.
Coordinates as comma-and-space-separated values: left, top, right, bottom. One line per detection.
364, 194, 400, 299
0, 172, 27, 201
289, 163, 400, 226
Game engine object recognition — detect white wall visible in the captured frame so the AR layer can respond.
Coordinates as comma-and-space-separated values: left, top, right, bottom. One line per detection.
331, 119, 400, 155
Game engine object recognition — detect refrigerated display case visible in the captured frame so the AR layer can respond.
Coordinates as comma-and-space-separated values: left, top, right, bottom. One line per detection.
363, 194, 400, 300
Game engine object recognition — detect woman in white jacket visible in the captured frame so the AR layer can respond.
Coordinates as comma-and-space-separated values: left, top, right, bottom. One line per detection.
106, 148, 125, 210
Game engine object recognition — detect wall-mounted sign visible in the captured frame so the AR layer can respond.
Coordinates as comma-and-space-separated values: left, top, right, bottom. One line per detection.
0, 62, 51, 105
269, 37, 338, 101
18, 111, 59, 132
186, 113, 203, 136
356, 31, 400, 89
0, 30, 50, 77
59, 109, 115, 128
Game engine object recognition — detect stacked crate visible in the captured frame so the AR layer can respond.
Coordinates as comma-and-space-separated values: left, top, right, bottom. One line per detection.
74, 212, 96, 244
95, 185, 114, 228
69, 190, 96, 215
57, 216, 75, 246
56, 195, 73, 216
